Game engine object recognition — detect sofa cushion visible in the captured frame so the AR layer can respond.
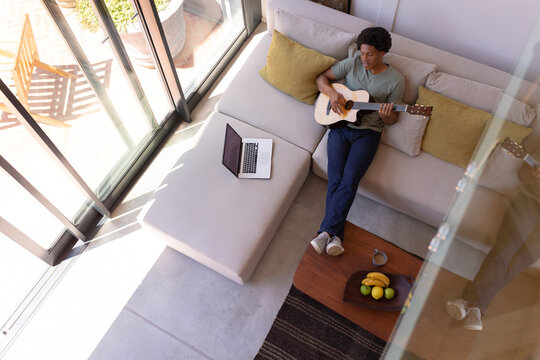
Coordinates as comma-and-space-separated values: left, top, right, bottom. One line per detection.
266, 0, 373, 39
274, 8, 355, 60
313, 134, 461, 227
418, 86, 493, 168
426, 71, 501, 113
453, 185, 511, 252
426, 72, 536, 127
139, 112, 311, 284
389, 32, 540, 107
478, 144, 525, 198
381, 112, 429, 156
522, 147, 540, 201
259, 30, 336, 105
349, 50, 437, 105
523, 105, 540, 152
383, 53, 437, 105
418, 86, 532, 168
312, 135, 509, 252
216, 34, 326, 153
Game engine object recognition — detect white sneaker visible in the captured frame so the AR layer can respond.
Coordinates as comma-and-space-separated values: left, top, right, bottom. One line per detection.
311, 232, 331, 254
446, 299, 469, 320
326, 236, 344, 256
463, 307, 483, 331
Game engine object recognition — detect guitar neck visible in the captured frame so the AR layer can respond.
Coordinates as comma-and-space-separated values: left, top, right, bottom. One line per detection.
352, 102, 408, 112
501, 137, 539, 168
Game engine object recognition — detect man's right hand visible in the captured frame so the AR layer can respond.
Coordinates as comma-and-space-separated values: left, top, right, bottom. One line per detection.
316, 68, 345, 115
330, 92, 346, 115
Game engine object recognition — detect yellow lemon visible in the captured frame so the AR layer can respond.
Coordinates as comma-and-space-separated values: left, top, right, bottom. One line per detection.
371, 286, 384, 300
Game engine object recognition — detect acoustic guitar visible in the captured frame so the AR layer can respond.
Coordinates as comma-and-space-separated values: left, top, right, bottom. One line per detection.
314, 83, 433, 127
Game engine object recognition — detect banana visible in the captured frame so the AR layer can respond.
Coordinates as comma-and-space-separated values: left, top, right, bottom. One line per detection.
362, 278, 386, 287
366, 272, 390, 287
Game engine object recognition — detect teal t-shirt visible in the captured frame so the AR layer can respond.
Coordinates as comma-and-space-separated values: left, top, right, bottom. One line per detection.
331, 56, 405, 131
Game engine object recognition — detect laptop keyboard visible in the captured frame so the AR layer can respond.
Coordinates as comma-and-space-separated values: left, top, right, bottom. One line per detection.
242, 142, 258, 174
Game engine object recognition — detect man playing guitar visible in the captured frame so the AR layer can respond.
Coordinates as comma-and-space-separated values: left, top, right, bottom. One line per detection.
311, 27, 405, 256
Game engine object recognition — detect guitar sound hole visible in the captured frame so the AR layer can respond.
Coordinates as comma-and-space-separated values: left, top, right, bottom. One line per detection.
345, 100, 354, 110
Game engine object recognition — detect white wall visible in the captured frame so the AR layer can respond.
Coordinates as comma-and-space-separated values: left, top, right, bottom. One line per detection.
351, 0, 540, 82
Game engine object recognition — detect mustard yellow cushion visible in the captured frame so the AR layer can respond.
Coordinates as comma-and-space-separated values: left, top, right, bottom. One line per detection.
418, 86, 532, 168
259, 30, 336, 104
499, 120, 532, 144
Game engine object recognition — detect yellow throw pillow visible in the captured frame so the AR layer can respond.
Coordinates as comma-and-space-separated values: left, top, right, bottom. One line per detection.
499, 119, 532, 144
418, 86, 532, 168
259, 30, 336, 104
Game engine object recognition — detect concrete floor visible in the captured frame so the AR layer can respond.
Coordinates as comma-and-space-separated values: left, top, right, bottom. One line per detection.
4, 21, 540, 360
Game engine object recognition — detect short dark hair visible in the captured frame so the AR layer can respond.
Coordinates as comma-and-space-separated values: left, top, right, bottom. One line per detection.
356, 27, 392, 53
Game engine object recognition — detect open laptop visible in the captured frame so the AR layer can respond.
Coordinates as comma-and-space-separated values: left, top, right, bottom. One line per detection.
222, 123, 273, 179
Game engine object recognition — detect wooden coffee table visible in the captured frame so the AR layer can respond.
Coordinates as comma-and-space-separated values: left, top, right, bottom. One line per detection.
293, 221, 423, 341
294, 221, 478, 359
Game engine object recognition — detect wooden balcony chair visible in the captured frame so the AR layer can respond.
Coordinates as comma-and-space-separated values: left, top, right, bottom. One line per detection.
0, 14, 77, 128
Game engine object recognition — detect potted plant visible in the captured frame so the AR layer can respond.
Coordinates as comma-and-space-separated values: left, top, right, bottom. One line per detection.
76, 0, 186, 67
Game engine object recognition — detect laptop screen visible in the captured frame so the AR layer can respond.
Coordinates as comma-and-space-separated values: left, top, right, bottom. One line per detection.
222, 123, 242, 176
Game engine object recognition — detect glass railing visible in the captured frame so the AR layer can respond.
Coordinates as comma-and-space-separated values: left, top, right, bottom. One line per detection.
383, 15, 540, 360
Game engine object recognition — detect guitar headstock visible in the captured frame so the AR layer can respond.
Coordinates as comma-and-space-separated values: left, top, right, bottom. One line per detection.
501, 137, 526, 160
407, 105, 433, 117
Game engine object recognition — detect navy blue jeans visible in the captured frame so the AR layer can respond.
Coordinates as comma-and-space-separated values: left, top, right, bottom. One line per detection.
318, 126, 381, 239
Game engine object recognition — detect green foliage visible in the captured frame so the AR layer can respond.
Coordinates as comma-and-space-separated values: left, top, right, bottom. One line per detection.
76, 0, 169, 33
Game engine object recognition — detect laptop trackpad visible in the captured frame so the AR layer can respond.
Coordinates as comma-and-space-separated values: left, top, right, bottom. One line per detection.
259, 151, 271, 164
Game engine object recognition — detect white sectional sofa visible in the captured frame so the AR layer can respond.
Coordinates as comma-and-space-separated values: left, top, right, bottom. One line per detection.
140, 0, 540, 284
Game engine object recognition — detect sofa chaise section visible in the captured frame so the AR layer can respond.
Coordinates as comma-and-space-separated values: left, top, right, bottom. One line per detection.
139, 112, 311, 284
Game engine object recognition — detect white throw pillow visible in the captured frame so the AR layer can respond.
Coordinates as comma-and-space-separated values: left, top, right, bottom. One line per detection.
426, 72, 536, 127
274, 8, 355, 60
478, 144, 524, 198
381, 112, 430, 156
382, 53, 436, 105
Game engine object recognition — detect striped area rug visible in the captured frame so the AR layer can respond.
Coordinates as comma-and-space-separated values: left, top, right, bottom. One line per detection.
255, 285, 386, 360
